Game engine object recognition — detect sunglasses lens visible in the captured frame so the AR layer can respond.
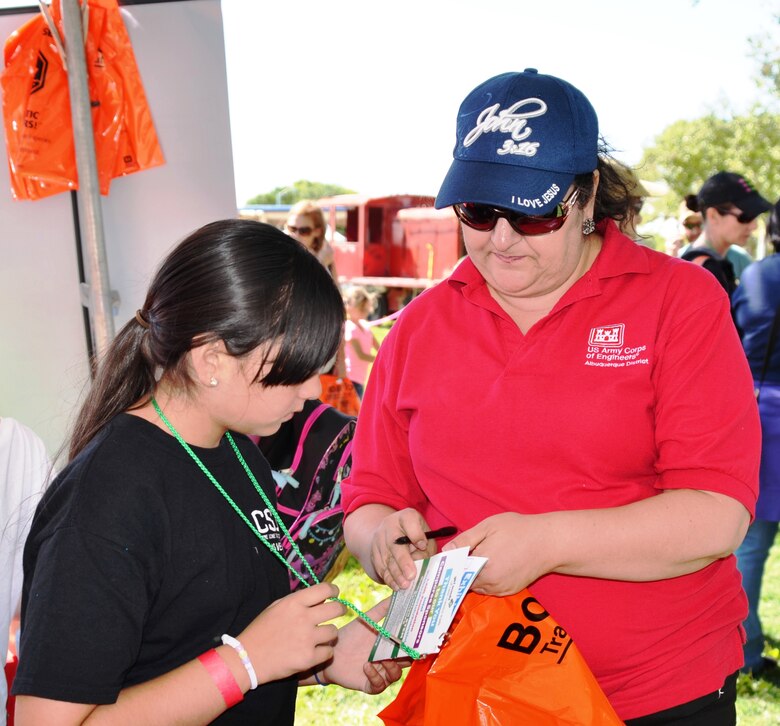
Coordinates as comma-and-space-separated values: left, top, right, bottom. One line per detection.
456, 191, 576, 237
716, 207, 756, 224
509, 213, 567, 235
454, 203, 498, 230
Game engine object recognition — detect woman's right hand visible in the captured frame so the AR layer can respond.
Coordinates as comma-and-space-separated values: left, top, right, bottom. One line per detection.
370, 507, 436, 590
237, 582, 344, 684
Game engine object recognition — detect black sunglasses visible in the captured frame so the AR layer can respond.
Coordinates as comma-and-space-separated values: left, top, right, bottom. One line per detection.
715, 206, 756, 224
285, 224, 314, 236
683, 221, 702, 230
453, 189, 580, 236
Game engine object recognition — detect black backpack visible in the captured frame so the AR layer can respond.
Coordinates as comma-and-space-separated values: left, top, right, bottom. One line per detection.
681, 247, 736, 298
258, 399, 356, 590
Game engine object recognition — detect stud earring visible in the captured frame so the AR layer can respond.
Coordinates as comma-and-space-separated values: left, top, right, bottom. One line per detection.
582, 218, 595, 236
209, 377, 218, 387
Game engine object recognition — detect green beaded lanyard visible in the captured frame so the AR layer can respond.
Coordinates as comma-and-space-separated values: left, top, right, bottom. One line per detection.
151, 397, 421, 660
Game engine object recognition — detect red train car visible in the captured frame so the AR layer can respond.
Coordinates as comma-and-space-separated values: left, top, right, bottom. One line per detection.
317, 194, 464, 309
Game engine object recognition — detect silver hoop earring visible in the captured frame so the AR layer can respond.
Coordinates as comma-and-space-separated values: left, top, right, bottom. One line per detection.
582, 218, 595, 236
209, 377, 218, 387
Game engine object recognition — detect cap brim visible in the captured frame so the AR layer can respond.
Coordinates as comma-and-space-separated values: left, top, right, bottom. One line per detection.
740, 194, 773, 219
435, 158, 575, 215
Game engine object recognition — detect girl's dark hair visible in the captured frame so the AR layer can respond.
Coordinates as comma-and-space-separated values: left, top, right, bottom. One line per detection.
69, 219, 345, 460
572, 143, 641, 225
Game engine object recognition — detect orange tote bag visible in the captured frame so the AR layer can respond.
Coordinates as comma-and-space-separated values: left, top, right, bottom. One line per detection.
380, 590, 623, 726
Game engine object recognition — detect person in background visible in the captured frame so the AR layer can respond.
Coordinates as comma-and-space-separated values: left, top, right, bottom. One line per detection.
285, 200, 347, 381
728, 243, 755, 285
669, 196, 703, 257
343, 69, 759, 725
12, 220, 401, 725
678, 191, 754, 280
681, 172, 770, 296
732, 198, 780, 678
1, 417, 51, 726
343, 286, 378, 399
284, 200, 338, 279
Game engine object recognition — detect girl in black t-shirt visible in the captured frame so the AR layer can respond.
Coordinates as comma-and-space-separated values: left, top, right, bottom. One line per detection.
13, 220, 402, 725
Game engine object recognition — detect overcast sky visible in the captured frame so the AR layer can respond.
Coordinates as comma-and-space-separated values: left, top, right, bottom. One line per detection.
222, 0, 777, 206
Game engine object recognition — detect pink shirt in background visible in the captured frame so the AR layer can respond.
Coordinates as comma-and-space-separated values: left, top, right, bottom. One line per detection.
344, 319, 374, 387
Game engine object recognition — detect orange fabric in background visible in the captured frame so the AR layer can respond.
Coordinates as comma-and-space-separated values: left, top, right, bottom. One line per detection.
319, 374, 361, 417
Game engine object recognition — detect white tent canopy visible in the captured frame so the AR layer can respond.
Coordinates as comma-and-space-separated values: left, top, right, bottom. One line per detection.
1, 0, 238, 456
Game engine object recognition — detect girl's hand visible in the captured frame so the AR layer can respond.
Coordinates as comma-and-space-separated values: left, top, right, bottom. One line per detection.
238, 582, 345, 684
370, 508, 436, 590
318, 598, 407, 693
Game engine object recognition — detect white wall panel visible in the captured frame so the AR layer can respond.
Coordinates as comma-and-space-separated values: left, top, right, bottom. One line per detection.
0, 0, 236, 458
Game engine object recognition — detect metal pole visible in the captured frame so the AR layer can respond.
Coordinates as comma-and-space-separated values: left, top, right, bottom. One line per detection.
61, 0, 115, 359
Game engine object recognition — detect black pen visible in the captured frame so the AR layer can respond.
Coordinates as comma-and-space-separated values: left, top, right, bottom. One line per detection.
394, 525, 457, 546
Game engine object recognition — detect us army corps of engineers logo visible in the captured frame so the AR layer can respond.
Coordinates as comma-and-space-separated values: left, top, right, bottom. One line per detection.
584, 324, 649, 368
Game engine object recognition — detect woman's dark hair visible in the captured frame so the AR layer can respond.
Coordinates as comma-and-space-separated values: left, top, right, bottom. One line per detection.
69, 219, 345, 460
767, 199, 780, 254
683, 193, 700, 214
572, 142, 641, 225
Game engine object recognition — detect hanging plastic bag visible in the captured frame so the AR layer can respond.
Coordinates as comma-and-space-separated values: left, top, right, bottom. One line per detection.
379, 590, 623, 726
1, 0, 164, 200
1, 12, 76, 199
64, 0, 165, 188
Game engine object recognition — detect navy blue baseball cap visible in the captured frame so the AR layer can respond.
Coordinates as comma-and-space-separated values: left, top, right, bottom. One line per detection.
435, 69, 599, 215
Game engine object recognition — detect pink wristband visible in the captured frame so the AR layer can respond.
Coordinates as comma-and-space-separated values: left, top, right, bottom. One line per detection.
197, 649, 244, 708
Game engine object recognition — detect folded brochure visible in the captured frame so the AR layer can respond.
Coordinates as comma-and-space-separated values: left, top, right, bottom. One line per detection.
369, 546, 487, 661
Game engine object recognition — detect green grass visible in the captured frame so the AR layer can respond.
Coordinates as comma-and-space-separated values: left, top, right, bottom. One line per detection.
296, 538, 780, 724
736, 532, 780, 725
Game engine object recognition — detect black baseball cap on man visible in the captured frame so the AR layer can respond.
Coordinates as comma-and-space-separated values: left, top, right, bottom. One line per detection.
697, 171, 771, 220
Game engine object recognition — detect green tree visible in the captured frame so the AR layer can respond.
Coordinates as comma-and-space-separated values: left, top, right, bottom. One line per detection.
636, 8, 780, 221
246, 180, 355, 205
639, 107, 780, 214
749, 13, 780, 101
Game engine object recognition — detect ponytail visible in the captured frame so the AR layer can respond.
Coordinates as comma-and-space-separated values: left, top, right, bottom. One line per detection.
68, 316, 157, 460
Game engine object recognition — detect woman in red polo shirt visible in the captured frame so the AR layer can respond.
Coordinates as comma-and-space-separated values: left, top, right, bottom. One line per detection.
343, 70, 760, 725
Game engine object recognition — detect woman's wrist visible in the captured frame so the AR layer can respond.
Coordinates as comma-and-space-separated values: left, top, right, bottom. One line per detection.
530, 511, 568, 576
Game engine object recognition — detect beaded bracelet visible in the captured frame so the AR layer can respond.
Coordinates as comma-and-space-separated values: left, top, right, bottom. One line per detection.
197, 649, 244, 708
221, 634, 259, 690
